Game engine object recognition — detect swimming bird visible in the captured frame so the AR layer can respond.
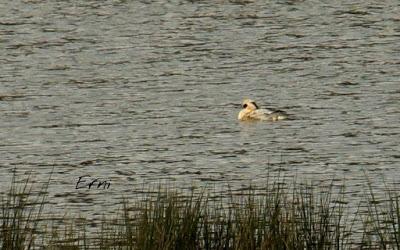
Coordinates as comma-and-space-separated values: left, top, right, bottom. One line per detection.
238, 99, 288, 121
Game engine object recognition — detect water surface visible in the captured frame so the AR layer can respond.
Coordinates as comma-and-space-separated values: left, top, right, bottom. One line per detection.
1, 0, 399, 217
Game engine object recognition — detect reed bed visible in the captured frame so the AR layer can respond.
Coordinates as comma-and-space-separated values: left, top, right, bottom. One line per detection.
1, 172, 399, 249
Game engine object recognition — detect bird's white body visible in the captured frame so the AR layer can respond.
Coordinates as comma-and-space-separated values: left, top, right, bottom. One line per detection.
238, 99, 287, 121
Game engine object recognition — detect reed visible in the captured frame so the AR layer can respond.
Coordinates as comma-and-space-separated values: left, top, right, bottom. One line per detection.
1, 172, 400, 249
0, 170, 50, 250
360, 180, 400, 249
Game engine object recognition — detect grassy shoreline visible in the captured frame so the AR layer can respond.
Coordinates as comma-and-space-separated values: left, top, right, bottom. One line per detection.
1, 172, 399, 249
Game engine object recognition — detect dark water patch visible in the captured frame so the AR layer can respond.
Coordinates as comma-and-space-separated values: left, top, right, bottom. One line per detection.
31, 122, 118, 129
138, 159, 192, 164
284, 146, 309, 152
178, 170, 202, 175
79, 160, 97, 166
208, 149, 246, 156
32, 105, 61, 110
338, 81, 358, 86
114, 170, 136, 176
0, 95, 28, 101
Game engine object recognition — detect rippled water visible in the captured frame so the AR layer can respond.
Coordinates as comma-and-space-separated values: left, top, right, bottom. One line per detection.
1, 0, 400, 217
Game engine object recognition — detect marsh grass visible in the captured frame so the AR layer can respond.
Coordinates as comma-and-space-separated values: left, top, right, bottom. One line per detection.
361, 180, 400, 249
0, 170, 50, 249
1, 172, 400, 249
46, 217, 89, 250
